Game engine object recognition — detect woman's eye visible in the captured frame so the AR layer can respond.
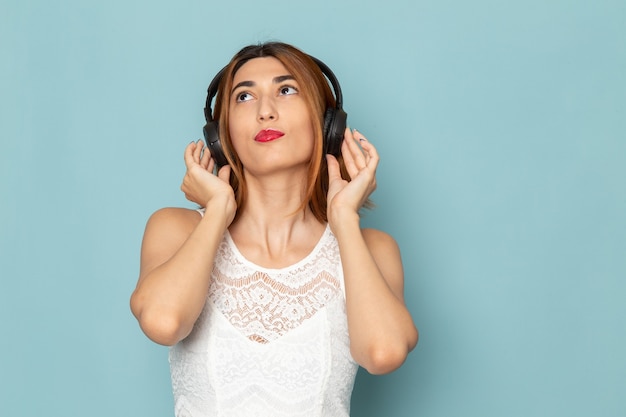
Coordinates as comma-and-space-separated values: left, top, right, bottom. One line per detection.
279, 86, 298, 96
236, 92, 253, 102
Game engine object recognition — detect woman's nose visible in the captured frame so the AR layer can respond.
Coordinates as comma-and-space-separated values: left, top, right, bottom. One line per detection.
257, 98, 277, 122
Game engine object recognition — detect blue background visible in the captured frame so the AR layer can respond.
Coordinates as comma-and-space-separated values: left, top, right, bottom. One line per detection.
1, 1, 624, 416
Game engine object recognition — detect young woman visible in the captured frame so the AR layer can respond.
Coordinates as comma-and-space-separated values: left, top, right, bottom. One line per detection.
131, 42, 418, 416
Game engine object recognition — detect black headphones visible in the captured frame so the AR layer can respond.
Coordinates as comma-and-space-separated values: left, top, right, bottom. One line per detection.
202, 56, 347, 168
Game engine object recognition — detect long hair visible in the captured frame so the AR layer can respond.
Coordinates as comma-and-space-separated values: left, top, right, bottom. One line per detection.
213, 42, 351, 223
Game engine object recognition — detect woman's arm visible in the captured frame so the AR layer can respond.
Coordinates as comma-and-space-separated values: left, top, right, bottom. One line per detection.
327, 130, 418, 374
130, 141, 235, 346
333, 219, 418, 374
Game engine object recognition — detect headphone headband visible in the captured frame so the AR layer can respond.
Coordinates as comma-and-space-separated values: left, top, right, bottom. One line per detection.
204, 65, 227, 122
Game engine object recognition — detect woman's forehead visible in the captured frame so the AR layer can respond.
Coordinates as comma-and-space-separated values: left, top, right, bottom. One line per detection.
232, 57, 291, 84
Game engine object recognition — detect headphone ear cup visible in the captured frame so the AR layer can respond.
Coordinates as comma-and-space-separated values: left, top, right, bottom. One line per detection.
203, 122, 229, 168
323, 108, 347, 157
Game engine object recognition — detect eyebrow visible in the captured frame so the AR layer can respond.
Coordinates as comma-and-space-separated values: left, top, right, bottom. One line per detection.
231, 75, 296, 95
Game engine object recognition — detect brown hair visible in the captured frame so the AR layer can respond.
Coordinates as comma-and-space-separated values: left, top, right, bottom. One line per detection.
213, 42, 351, 223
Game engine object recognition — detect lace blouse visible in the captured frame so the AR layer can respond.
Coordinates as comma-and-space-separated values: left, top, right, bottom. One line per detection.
169, 220, 358, 416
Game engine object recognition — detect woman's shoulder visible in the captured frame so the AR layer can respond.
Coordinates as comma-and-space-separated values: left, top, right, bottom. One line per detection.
144, 207, 203, 237
361, 228, 399, 250
149, 206, 202, 218
148, 206, 202, 222
361, 228, 403, 265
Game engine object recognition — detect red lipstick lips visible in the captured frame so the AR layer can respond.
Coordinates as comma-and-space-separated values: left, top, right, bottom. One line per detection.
255, 129, 284, 143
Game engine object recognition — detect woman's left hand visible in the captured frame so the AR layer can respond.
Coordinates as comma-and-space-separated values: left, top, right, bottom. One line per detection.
326, 128, 378, 225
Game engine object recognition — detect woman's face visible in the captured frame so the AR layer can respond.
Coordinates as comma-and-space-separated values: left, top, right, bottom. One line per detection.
228, 57, 315, 176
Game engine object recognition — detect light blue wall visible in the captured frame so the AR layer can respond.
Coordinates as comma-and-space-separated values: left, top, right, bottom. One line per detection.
1, 1, 624, 416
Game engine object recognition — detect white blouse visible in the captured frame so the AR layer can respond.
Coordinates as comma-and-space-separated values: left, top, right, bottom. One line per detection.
169, 220, 358, 416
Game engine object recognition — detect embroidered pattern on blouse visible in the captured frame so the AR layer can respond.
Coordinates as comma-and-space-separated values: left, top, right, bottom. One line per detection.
209, 232, 342, 344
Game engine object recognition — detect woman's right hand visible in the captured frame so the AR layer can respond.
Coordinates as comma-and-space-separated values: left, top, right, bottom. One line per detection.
181, 140, 236, 218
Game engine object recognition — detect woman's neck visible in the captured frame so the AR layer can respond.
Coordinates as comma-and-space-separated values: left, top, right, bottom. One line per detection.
238, 166, 313, 223
228, 169, 326, 267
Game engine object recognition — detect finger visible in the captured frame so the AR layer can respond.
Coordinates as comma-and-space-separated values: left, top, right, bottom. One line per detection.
348, 129, 379, 175
339, 128, 360, 173
193, 139, 204, 163
200, 143, 211, 169
356, 136, 380, 171
217, 164, 231, 183
326, 154, 341, 182
341, 139, 360, 180
348, 129, 368, 168
341, 131, 365, 175
184, 141, 196, 168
